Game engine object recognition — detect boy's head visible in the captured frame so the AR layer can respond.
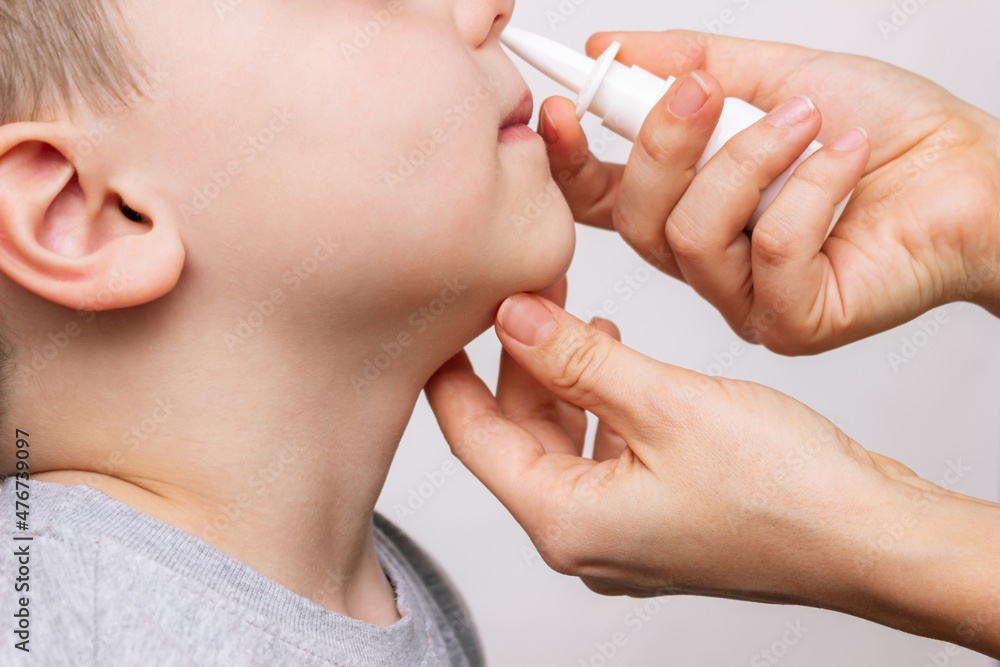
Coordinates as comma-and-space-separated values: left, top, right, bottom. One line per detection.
0, 0, 575, 469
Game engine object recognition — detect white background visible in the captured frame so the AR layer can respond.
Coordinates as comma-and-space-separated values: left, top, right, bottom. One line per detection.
376, 1, 1000, 665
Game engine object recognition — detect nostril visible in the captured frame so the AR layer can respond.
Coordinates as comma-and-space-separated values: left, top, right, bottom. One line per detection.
489, 13, 509, 40
465, 5, 512, 49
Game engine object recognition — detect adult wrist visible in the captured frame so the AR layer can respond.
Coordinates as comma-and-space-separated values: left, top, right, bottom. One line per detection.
960, 113, 1000, 316
988, 116, 1000, 314
846, 480, 1000, 656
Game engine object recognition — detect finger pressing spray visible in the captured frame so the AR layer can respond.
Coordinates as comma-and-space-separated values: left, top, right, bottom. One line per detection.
501, 28, 852, 235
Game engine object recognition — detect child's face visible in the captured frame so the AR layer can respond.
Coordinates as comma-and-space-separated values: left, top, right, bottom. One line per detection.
118, 0, 575, 346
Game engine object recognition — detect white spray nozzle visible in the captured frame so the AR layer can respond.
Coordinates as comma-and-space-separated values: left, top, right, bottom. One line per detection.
500, 28, 595, 93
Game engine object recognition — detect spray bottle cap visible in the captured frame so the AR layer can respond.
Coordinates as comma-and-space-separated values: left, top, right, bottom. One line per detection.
500, 28, 621, 120
575, 41, 621, 120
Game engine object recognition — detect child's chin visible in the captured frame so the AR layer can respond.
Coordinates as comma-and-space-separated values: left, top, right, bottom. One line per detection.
533, 239, 575, 293
513, 228, 575, 291
530, 269, 569, 296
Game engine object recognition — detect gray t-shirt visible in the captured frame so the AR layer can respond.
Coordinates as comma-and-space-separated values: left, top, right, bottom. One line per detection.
0, 478, 483, 666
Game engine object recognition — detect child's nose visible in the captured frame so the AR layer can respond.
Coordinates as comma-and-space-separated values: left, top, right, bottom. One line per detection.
454, 0, 514, 49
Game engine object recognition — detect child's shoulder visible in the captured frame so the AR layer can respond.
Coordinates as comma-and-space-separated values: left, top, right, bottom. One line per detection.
0, 479, 483, 666
373, 512, 483, 662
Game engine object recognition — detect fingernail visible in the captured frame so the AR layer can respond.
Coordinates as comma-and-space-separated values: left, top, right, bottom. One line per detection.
767, 95, 815, 128
668, 72, 710, 118
498, 294, 557, 347
539, 105, 559, 145
830, 126, 868, 152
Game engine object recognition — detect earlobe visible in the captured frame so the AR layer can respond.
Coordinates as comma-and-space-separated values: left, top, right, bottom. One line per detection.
0, 122, 185, 311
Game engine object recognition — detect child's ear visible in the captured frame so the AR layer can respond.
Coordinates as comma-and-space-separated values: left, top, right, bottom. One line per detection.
0, 122, 185, 311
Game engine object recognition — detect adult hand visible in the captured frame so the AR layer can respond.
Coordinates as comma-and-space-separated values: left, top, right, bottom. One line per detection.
425, 284, 1000, 657
538, 31, 1000, 353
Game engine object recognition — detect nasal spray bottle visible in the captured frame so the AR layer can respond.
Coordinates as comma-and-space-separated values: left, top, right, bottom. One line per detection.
501, 28, 851, 235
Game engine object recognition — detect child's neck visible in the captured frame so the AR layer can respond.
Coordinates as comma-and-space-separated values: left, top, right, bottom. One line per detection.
31, 357, 432, 626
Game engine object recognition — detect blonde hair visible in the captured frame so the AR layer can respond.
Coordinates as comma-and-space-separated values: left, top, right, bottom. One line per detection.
0, 1, 147, 125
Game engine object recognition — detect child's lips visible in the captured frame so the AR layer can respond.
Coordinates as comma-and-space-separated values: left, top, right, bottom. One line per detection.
498, 89, 538, 143
498, 123, 539, 143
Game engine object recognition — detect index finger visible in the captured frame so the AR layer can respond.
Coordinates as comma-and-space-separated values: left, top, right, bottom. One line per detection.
585, 30, 820, 112
426, 350, 636, 560
424, 351, 557, 517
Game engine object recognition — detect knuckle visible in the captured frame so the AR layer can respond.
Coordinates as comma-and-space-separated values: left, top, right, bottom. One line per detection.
791, 159, 835, 194
612, 189, 674, 262
663, 210, 704, 261
739, 301, 788, 353
610, 194, 640, 238
718, 135, 764, 175
550, 328, 615, 409
581, 577, 622, 597
718, 135, 787, 190
743, 309, 817, 357
766, 337, 822, 357
530, 513, 586, 575
453, 413, 503, 456
668, 31, 710, 71
750, 222, 796, 266
637, 111, 700, 185
756, 329, 802, 356
736, 317, 765, 346
711, 140, 778, 210
637, 119, 679, 170
538, 542, 580, 576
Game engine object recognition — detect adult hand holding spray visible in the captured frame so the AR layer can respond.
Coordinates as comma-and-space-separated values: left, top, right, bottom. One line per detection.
501, 28, 853, 235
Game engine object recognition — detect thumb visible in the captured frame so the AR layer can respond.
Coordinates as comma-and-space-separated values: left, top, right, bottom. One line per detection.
539, 95, 624, 231
495, 293, 670, 441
